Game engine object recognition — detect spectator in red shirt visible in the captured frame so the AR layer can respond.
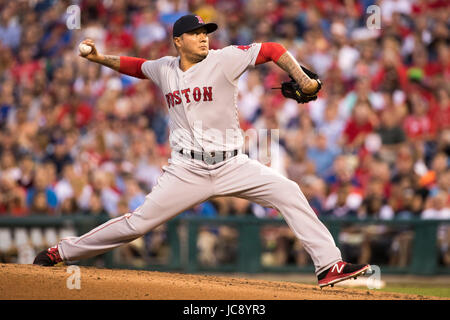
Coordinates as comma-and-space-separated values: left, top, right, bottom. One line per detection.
372, 46, 408, 93
434, 41, 450, 81
340, 100, 378, 152
105, 16, 134, 54
10, 46, 42, 86
56, 87, 93, 129
403, 92, 435, 142
429, 87, 450, 132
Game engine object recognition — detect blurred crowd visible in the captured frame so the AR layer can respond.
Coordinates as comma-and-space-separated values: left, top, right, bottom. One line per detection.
0, 0, 449, 267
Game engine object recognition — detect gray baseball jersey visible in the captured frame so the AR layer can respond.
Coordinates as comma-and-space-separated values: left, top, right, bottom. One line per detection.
141, 43, 261, 154
57, 44, 342, 275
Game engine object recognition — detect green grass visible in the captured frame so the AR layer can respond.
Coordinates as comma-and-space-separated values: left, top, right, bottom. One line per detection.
379, 285, 450, 298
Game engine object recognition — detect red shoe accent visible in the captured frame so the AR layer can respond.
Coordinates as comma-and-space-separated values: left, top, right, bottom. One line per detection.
46, 246, 63, 264
318, 261, 371, 288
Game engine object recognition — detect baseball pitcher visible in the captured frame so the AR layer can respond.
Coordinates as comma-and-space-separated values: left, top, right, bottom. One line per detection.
34, 14, 371, 288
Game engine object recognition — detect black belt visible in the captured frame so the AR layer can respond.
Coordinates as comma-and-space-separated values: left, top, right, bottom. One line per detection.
178, 149, 239, 164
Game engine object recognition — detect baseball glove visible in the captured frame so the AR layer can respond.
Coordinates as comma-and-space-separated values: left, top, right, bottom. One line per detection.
274, 66, 322, 104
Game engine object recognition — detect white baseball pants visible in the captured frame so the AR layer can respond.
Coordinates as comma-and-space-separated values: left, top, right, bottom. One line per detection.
58, 153, 342, 275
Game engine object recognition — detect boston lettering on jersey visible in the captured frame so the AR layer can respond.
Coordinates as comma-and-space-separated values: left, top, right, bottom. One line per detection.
165, 86, 213, 108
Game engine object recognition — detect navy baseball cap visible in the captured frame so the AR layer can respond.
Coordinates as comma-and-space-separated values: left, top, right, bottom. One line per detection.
172, 14, 218, 38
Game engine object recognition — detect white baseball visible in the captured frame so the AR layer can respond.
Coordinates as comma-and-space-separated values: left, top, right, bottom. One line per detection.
79, 43, 92, 55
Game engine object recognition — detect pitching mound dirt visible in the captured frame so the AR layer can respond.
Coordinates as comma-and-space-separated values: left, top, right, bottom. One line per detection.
0, 263, 442, 300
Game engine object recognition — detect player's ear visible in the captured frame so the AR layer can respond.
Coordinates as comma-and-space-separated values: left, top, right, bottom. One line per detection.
173, 36, 181, 51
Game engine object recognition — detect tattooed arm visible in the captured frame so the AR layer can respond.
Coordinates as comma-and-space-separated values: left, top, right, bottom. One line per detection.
275, 51, 319, 95
79, 39, 146, 79
93, 54, 120, 70
255, 43, 319, 95
78, 39, 120, 70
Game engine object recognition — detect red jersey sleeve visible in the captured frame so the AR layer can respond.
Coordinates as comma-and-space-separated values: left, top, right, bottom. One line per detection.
119, 56, 147, 79
255, 42, 287, 65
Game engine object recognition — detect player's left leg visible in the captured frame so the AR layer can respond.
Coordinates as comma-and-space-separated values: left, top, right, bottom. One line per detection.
214, 154, 369, 285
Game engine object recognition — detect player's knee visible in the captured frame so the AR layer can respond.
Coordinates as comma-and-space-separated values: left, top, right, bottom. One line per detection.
127, 205, 167, 236
284, 179, 301, 194
132, 223, 147, 237
275, 179, 302, 202
125, 212, 151, 236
